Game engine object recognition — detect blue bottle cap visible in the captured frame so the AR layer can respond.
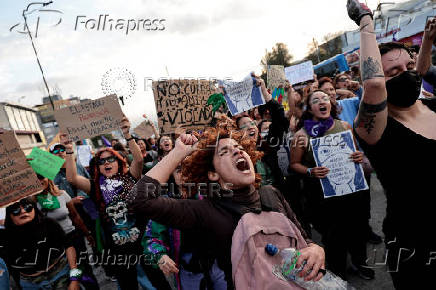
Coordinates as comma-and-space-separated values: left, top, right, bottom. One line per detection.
265, 243, 278, 256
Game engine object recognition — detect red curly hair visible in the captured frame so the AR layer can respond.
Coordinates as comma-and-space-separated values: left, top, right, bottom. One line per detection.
181, 117, 263, 197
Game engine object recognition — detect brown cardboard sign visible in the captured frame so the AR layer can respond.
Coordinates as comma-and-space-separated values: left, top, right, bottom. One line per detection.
152, 80, 216, 134
54, 95, 124, 142
134, 121, 155, 139
267, 65, 287, 89
0, 130, 43, 207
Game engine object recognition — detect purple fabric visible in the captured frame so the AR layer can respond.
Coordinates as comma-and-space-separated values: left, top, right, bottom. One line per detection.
101, 136, 112, 147
303, 116, 334, 137
99, 175, 124, 204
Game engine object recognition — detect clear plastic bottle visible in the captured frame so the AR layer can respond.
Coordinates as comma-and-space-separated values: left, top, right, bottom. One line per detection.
265, 244, 354, 290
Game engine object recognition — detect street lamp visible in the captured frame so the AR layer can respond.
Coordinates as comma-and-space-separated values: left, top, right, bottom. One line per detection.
22, 1, 55, 109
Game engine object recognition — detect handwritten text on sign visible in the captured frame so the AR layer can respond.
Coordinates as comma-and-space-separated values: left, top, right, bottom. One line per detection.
152, 80, 216, 134
267, 65, 287, 89
285, 61, 314, 85
54, 95, 124, 142
0, 130, 43, 207
310, 130, 368, 198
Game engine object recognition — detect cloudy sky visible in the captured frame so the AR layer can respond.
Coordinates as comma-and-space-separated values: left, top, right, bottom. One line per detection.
0, 0, 402, 126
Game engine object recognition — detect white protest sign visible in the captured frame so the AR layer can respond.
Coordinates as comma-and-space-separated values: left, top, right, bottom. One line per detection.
219, 75, 265, 116
77, 145, 93, 167
285, 61, 314, 85
310, 130, 368, 198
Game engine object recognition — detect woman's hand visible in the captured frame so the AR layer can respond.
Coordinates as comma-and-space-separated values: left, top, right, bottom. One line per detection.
158, 255, 179, 275
60, 133, 73, 152
296, 243, 326, 282
350, 151, 364, 163
68, 281, 80, 290
174, 133, 198, 157
71, 196, 85, 204
86, 234, 96, 247
311, 166, 329, 179
120, 116, 131, 138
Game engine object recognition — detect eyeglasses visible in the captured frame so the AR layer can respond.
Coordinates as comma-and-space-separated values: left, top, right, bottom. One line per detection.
98, 156, 117, 165
337, 78, 349, 83
10, 203, 34, 216
239, 121, 257, 130
311, 95, 330, 105
52, 148, 65, 154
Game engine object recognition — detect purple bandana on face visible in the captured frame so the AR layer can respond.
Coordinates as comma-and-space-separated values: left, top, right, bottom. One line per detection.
304, 116, 334, 138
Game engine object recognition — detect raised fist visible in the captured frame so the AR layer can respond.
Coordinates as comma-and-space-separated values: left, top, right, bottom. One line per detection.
347, 0, 373, 26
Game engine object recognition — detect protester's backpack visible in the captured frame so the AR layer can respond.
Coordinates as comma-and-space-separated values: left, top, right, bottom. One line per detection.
230, 186, 308, 290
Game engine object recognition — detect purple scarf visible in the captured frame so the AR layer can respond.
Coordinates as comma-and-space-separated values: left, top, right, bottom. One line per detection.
304, 117, 334, 138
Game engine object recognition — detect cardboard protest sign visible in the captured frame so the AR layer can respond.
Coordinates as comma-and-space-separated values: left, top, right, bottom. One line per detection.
152, 80, 216, 134
28, 147, 65, 180
0, 130, 43, 207
285, 61, 314, 85
134, 121, 155, 139
77, 145, 93, 167
267, 65, 287, 89
219, 75, 265, 116
310, 130, 368, 198
54, 95, 124, 142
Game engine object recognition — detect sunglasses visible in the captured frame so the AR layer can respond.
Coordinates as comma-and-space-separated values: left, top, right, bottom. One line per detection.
52, 148, 65, 154
98, 156, 117, 165
10, 203, 34, 216
337, 78, 349, 83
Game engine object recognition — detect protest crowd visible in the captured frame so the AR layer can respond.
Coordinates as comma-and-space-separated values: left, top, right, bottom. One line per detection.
1, 1, 436, 289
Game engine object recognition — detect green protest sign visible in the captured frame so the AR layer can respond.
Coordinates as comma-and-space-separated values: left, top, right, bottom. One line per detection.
28, 147, 65, 180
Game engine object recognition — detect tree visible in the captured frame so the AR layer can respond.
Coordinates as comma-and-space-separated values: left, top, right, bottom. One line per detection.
260, 43, 294, 82
305, 31, 344, 65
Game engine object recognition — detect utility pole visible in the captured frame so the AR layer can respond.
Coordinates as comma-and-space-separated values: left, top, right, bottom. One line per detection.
313, 38, 320, 64
22, 1, 55, 109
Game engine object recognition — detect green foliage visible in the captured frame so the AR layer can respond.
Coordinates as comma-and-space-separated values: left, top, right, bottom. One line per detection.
260, 43, 294, 83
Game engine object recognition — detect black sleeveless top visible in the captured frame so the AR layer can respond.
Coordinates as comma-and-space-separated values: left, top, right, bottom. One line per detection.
356, 99, 436, 245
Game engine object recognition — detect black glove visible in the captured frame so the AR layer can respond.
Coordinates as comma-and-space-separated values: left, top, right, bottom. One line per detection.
347, 0, 373, 26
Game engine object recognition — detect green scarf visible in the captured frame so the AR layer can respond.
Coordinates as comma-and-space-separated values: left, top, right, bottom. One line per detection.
37, 193, 60, 210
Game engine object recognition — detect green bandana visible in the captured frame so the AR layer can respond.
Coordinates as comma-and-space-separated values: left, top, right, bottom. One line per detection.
37, 193, 60, 210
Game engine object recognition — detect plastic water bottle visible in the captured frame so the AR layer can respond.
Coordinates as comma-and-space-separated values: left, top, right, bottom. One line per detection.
265, 244, 354, 290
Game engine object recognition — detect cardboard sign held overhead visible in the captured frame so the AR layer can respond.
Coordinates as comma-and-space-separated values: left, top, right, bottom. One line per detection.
152, 80, 216, 134
267, 65, 287, 89
54, 95, 124, 142
0, 130, 43, 207
285, 61, 314, 85
134, 121, 155, 139
219, 75, 265, 116
28, 147, 65, 180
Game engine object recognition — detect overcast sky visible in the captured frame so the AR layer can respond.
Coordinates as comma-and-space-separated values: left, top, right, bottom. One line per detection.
0, 0, 404, 126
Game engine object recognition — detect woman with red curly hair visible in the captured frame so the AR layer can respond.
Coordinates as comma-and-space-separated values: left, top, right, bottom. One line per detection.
61, 117, 157, 289
127, 119, 325, 289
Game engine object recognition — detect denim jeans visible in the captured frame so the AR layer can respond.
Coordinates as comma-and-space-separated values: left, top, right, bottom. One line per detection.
19, 259, 70, 290
0, 258, 10, 290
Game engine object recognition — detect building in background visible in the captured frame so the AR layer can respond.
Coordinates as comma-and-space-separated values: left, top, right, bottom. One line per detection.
33, 94, 83, 144
0, 102, 46, 154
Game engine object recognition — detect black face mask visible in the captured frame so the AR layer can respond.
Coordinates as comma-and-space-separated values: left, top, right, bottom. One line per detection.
386, 70, 422, 108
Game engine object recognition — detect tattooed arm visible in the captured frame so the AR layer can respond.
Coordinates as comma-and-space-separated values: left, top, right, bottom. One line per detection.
348, 1, 387, 145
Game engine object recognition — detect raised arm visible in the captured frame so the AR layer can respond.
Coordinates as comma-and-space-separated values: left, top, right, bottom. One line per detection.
146, 133, 197, 183
347, 0, 387, 145
121, 117, 143, 180
417, 18, 436, 82
61, 134, 91, 194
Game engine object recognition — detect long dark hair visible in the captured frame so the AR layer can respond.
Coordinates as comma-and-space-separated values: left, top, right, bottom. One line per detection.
296, 90, 339, 131
5, 198, 44, 230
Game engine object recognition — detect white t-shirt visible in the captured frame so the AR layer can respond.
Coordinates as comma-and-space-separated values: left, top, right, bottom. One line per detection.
37, 191, 75, 234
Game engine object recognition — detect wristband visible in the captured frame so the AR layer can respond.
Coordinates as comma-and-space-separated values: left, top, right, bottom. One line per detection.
306, 168, 313, 177
70, 268, 83, 280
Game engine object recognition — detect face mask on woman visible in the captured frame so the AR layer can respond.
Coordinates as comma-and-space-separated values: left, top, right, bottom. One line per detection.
386, 70, 422, 108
